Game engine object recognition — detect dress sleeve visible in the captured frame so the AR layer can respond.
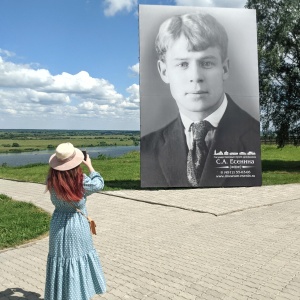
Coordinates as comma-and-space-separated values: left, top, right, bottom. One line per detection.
83, 171, 104, 196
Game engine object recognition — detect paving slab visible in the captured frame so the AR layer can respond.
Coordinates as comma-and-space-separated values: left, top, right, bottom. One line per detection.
0, 179, 300, 300
104, 184, 300, 216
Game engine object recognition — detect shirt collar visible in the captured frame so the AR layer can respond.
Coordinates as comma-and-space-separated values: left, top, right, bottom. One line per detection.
180, 94, 228, 130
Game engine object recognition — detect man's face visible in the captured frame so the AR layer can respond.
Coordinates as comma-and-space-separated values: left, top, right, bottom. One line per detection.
158, 35, 229, 120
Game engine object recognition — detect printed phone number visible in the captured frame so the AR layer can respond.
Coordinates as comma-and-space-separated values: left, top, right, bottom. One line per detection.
220, 170, 251, 175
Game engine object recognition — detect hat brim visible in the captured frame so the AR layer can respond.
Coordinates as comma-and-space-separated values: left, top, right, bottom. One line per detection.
49, 148, 84, 171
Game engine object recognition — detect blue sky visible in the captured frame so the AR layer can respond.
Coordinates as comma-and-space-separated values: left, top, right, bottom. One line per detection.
0, 0, 247, 130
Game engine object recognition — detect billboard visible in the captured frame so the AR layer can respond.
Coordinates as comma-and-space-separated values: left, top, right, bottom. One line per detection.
139, 5, 262, 188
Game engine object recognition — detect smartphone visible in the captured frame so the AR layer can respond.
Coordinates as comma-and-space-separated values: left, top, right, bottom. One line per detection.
82, 150, 87, 161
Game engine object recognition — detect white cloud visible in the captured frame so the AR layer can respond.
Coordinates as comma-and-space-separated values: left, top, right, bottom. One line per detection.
102, 0, 247, 16
0, 53, 140, 128
41, 71, 124, 103
0, 57, 53, 88
79, 101, 96, 111
129, 62, 139, 75
0, 49, 15, 58
119, 83, 140, 110
126, 84, 139, 104
175, 0, 247, 8
103, 0, 137, 16
4, 108, 17, 115
78, 101, 116, 117
0, 58, 124, 104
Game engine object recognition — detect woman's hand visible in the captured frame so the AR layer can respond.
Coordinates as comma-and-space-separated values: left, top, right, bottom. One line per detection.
82, 154, 96, 173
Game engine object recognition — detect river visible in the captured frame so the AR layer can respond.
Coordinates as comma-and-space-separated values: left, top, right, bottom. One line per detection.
0, 145, 140, 167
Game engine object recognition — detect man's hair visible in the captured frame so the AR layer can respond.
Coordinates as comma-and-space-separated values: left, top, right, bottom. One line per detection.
155, 13, 228, 62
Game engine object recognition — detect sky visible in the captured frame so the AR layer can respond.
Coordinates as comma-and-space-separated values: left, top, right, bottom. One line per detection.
0, 0, 247, 130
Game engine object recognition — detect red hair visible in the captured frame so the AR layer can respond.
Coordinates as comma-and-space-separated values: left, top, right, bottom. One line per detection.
46, 165, 84, 201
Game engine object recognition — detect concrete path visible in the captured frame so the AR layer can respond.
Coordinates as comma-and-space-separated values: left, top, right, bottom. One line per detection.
0, 179, 300, 300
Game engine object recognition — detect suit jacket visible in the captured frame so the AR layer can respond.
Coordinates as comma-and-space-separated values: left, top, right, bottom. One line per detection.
141, 95, 262, 188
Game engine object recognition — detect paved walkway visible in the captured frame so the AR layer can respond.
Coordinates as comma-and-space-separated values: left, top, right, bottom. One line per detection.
0, 179, 300, 300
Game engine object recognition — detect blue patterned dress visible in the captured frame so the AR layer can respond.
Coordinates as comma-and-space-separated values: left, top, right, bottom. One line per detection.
44, 171, 106, 300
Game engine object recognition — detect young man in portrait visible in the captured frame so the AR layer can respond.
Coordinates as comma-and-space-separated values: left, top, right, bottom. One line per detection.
141, 12, 262, 188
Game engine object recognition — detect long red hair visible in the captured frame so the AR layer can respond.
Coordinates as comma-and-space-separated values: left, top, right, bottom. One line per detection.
46, 165, 84, 201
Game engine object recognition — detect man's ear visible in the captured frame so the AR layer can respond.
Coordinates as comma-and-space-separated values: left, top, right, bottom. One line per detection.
222, 58, 230, 80
157, 60, 169, 84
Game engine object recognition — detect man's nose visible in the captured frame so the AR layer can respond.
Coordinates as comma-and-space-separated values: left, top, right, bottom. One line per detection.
189, 63, 204, 83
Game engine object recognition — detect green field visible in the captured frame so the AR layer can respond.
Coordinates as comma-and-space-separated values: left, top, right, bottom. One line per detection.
0, 129, 139, 153
0, 145, 299, 188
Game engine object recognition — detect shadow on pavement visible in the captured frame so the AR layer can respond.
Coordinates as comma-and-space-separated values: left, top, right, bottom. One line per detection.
0, 288, 43, 299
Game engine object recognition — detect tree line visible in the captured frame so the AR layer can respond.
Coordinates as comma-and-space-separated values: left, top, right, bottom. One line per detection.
245, 0, 299, 147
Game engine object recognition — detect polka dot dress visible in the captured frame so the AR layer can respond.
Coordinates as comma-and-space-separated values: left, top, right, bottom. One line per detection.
44, 172, 106, 300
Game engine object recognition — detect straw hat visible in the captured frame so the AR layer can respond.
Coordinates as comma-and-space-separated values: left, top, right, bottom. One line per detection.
49, 142, 84, 171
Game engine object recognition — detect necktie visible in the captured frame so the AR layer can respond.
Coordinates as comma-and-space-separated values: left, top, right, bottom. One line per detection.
187, 120, 210, 186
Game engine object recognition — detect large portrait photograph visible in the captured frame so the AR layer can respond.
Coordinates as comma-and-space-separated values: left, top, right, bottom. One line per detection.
139, 5, 262, 188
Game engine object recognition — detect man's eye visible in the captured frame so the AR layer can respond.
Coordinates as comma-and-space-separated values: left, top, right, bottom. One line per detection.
178, 62, 189, 68
201, 61, 214, 68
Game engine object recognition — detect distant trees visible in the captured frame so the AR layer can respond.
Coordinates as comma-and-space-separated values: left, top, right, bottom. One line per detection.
245, 0, 299, 147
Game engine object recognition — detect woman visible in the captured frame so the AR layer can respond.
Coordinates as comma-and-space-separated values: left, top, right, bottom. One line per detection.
45, 142, 106, 300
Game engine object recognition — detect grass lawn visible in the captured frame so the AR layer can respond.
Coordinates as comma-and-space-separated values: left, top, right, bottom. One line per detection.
261, 145, 300, 185
0, 194, 51, 250
0, 151, 140, 190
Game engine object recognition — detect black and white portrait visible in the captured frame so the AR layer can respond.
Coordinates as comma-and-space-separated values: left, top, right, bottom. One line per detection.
139, 5, 262, 188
